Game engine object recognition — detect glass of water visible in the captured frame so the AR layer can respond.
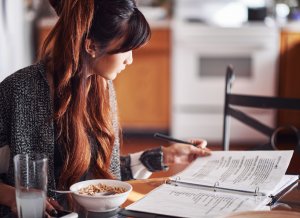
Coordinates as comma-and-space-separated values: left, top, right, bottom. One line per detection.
14, 154, 48, 218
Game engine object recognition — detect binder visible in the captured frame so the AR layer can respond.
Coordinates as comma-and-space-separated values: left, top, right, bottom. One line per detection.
167, 175, 298, 197
126, 150, 298, 218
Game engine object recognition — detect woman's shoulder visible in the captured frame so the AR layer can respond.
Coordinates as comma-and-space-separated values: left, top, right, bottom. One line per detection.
0, 62, 46, 93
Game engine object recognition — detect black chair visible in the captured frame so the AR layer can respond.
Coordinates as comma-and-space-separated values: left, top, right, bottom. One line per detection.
222, 65, 300, 158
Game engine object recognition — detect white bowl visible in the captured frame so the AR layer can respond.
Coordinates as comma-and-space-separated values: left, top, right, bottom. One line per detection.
70, 179, 132, 212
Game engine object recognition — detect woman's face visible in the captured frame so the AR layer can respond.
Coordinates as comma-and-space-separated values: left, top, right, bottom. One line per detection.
91, 50, 133, 80
88, 38, 133, 80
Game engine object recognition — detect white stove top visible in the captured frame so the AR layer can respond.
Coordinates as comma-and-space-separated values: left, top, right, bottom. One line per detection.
174, 0, 272, 28
171, 20, 279, 44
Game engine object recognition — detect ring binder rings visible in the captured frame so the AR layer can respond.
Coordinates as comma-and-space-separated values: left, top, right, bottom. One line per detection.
254, 186, 264, 202
163, 178, 170, 184
172, 176, 181, 186
254, 186, 260, 196
126, 150, 298, 218
213, 181, 219, 192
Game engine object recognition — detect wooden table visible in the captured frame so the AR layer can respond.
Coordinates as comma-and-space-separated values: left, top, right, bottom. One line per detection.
124, 177, 168, 208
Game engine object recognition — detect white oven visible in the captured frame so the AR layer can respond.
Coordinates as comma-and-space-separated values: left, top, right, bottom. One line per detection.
171, 22, 279, 143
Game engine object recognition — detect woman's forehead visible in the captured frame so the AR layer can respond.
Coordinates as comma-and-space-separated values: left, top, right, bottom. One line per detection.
104, 36, 129, 54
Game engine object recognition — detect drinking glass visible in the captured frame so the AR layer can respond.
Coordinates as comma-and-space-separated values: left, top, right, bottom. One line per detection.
14, 154, 48, 218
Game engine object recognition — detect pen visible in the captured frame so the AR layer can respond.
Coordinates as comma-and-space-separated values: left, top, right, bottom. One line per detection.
268, 180, 298, 206
153, 133, 196, 146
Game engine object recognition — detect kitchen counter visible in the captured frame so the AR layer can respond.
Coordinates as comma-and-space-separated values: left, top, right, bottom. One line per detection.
37, 16, 171, 30
39, 17, 300, 32
281, 21, 300, 32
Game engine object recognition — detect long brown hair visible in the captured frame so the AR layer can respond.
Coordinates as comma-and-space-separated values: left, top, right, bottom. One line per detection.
41, 0, 150, 189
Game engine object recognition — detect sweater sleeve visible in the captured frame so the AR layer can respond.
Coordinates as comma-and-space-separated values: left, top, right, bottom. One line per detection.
0, 88, 8, 148
120, 147, 169, 181
0, 88, 9, 181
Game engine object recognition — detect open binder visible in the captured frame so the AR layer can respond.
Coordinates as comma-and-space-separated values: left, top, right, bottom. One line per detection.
126, 150, 298, 218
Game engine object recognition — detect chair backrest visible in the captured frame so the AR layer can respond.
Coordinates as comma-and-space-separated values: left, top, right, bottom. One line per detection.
222, 66, 300, 155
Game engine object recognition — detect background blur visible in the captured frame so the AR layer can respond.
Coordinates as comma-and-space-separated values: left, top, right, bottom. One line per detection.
1, 0, 300, 149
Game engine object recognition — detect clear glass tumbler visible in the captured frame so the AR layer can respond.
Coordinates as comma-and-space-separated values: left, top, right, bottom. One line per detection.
14, 154, 48, 218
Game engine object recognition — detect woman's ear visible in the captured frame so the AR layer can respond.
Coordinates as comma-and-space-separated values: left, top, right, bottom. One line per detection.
85, 39, 97, 58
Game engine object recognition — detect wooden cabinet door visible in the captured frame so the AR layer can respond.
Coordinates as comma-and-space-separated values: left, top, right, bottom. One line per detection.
113, 29, 170, 131
278, 31, 300, 128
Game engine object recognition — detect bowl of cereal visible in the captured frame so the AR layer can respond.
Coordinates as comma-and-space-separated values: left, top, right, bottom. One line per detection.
69, 179, 132, 212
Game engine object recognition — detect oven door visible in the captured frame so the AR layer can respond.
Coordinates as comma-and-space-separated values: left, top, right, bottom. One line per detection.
171, 28, 278, 143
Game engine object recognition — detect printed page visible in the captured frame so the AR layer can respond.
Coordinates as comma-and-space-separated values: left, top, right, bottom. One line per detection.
126, 184, 269, 218
172, 150, 293, 195
270, 174, 299, 197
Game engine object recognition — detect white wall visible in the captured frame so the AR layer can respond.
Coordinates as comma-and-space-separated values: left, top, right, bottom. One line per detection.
0, 0, 34, 82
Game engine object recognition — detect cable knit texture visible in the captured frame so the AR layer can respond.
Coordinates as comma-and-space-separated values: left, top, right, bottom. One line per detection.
0, 62, 121, 215
0, 62, 165, 216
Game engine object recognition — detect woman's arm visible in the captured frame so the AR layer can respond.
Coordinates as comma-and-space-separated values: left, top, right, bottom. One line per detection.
120, 139, 210, 181
0, 88, 16, 212
120, 147, 167, 181
0, 182, 62, 216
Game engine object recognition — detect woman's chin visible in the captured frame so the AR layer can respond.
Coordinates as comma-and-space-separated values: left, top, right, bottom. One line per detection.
108, 72, 118, 81
99, 72, 118, 81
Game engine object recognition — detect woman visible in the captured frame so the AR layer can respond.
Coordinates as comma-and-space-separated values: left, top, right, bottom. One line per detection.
0, 0, 210, 216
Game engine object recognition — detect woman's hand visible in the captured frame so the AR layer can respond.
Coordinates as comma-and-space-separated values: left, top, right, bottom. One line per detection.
11, 196, 63, 217
46, 197, 64, 217
0, 182, 63, 217
161, 139, 211, 165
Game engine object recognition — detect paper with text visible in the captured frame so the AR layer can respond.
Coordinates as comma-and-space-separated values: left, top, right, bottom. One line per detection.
126, 184, 269, 218
172, 150, 293, 195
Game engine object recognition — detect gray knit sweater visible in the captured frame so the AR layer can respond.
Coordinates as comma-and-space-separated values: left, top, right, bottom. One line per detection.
0, 62, 165, 216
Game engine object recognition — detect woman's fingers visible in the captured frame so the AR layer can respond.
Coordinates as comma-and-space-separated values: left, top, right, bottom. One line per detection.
199, 140, 208, 149
199, 147, 211, 156
46, 199, 57, 216
46, 197, 63, 216
188, 147, 210, 161
189, 139, 211, 156
48, 197, 64, 210
189, 144, 211, 157
190, 139, 208, 148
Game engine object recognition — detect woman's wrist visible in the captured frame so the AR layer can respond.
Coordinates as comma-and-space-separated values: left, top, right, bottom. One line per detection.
161, 146, 167, 164
139, 147, 168, 172
161, 146, 174, 165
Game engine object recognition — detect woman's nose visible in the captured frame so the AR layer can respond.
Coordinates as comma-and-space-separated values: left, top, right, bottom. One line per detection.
125, 51, 133, 65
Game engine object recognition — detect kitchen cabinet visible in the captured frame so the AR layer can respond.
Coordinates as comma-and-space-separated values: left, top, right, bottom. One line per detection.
114, 28, 170, 131
36, 18, 57, 56
278, 30, 300, 128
